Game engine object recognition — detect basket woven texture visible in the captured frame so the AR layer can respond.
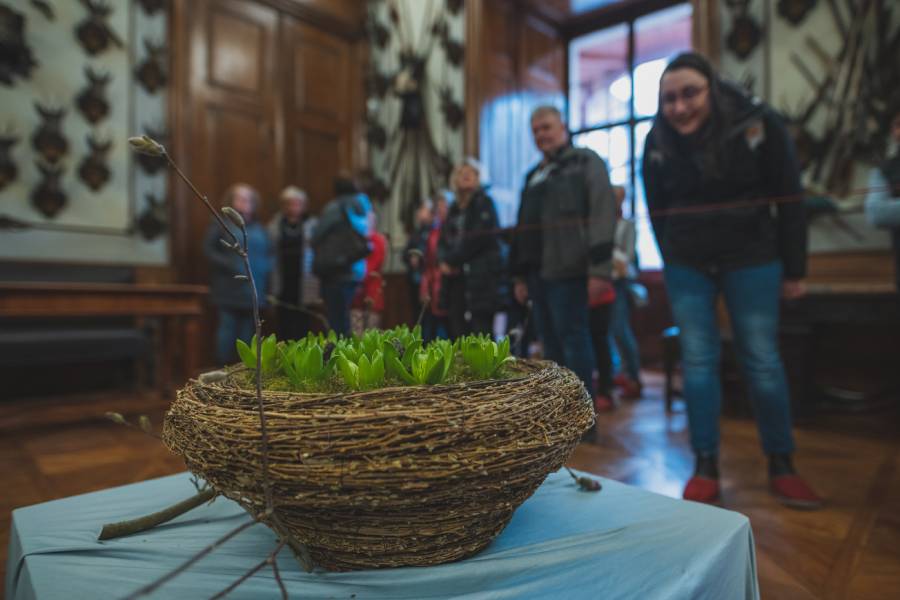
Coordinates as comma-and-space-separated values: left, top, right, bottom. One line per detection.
163, 359, 594, 571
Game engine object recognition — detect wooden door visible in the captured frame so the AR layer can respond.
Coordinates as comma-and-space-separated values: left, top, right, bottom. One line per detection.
178, 0, 282, 283
280, 16, 355, 215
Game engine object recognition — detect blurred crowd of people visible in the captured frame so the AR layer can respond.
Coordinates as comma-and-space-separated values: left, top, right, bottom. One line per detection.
204, 51, 900, 511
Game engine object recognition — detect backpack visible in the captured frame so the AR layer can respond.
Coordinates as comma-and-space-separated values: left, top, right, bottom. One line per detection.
311, 197, 370, 278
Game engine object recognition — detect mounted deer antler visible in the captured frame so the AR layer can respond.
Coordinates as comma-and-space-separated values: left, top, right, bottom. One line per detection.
136, 193, 168, 240
31, 160, 67, 218
0, 130, 20, 190
76, 66, 112, 124
31, 103, 68, 164
75, 0, 124, 55
0, 4, 39, 85
78, 133, 113, 191
135, 38, 168, 94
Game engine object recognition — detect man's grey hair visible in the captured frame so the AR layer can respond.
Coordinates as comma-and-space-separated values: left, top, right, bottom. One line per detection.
279, 185, 308, 203
530, 105, 564, 123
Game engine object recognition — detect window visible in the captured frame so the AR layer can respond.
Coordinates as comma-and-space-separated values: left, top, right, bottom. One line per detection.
569, 3, 693, 270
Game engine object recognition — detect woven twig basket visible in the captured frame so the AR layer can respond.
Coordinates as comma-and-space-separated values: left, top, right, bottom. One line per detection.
163, 359, 593, 571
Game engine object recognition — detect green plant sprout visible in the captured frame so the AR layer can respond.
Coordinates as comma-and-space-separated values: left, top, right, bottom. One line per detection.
458, 334, 514, 379
336, 350, 385, 390
227, 326, 516, 392
236, 334, 278, 375
278, 340, 335, 389
384, 338, 452, 385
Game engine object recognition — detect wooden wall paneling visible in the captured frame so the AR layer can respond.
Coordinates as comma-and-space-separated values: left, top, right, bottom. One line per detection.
381, 273, 414, 329
690, 0, 721, 65
260, 0, 365, 37
169, 0, 282, 369
520, 15, 565, 93
467, 0, 564, 211
281, 16, 353, 214
181, 0, 282, 285
348, 35, 369, 175
806, 251, 895, 287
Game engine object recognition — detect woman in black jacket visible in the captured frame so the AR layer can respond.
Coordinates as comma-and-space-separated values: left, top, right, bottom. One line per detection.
438, 159, 504, 338
643, 52, 820, 509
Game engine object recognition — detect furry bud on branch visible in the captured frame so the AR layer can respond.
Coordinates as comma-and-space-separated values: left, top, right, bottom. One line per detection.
221, 206, 246, 229
127, 135, 166, 157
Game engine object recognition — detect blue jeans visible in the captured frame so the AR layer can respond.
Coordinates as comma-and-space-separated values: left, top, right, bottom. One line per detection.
529, 275, 596, 396
216, 308, 255, 365
321, 280, 358, 336
664, 261, 795, 456
610, 279, 641, 381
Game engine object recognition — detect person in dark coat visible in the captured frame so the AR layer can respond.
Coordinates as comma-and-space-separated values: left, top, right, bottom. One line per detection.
438, 158, 504, 338
267, 186, 316, 341
643, 52, 820, 509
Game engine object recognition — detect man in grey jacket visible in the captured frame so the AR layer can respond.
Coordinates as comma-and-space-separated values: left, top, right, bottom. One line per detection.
510, 106, 617, 404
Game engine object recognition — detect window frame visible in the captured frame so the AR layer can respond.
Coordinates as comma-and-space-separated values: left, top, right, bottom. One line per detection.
565, 0, 689, 219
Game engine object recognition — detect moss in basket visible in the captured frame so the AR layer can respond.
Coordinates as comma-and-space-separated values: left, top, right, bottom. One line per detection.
229, 325, 517, 393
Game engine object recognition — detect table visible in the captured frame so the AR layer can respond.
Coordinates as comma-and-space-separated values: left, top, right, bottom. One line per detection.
6, 470, 759, 600
0, 282, 208, 393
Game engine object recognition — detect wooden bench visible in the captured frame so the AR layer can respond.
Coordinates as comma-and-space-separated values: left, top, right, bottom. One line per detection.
0, 282, 208, 395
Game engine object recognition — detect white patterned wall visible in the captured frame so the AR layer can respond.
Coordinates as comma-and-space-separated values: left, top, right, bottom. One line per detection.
0, 0, 168, 264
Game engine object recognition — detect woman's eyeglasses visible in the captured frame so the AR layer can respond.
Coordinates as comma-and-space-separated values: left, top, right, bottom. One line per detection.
661, 85, 708, 106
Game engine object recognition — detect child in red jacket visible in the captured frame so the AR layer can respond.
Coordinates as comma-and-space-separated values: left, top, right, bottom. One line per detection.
351, 211, 387, 335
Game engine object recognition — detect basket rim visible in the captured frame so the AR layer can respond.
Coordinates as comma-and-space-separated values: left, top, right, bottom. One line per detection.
192, 358, 558, 401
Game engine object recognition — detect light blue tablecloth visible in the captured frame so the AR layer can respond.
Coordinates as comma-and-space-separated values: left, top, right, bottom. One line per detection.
6, 470, 759, 599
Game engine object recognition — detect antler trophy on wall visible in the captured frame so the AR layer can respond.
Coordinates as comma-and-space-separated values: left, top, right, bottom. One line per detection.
76, 66, 112, 124
78, 133, 112, 191
31, 161, 67, 218
0, 130, 20, 190
0, 3, 39, 85
75, 0, 124, 55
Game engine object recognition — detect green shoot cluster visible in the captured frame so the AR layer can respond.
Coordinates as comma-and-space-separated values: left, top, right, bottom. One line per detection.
233, 326, 515, 392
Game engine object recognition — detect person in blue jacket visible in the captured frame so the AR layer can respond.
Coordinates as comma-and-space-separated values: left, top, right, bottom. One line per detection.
311, 176, 372, 336
203, 183, 273, 364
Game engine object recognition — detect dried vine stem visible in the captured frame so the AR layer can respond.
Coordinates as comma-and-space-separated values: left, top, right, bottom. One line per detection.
209, 539, 289, 600
98, 488, 216, 540
123, 517, 258, 600
124, 135, 296, 596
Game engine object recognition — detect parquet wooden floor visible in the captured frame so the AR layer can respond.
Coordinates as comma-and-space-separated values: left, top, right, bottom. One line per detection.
2, 373, 898, 599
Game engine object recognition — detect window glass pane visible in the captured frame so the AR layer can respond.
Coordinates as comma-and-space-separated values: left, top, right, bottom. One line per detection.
480, 92, 562, 228
573, 124, 634, 225
634, 3, 693, 118
569, 24, 629, 131
634, 120, 663, 269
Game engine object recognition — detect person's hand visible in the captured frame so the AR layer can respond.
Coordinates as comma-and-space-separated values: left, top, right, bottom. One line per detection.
782, 279, 807, 300
514, 280, 528, 305
613, 258, 627, 278
588, 276, 613, 302
439, 262, 454, 275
